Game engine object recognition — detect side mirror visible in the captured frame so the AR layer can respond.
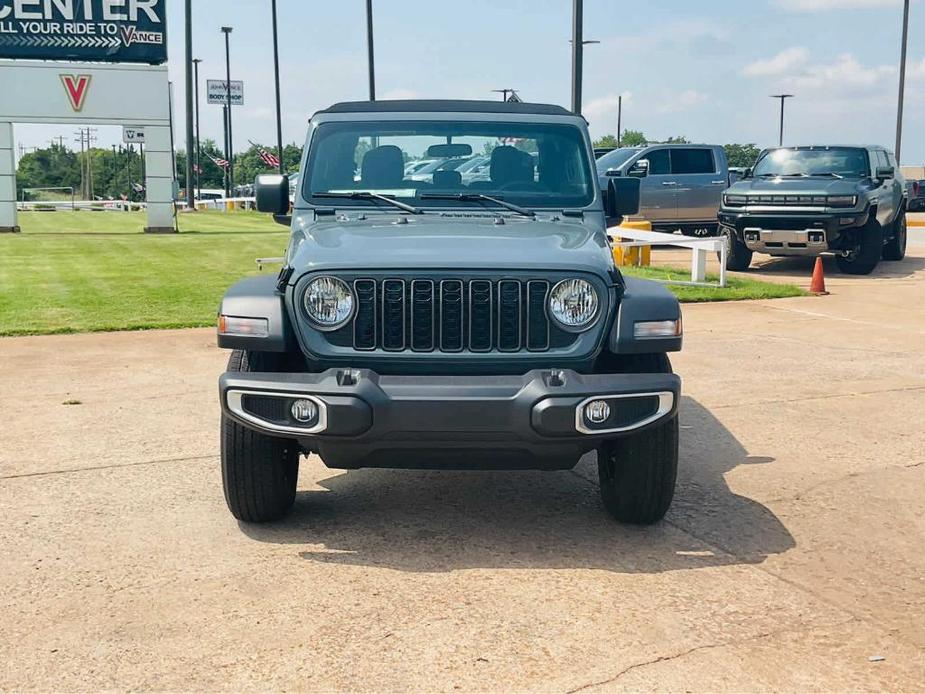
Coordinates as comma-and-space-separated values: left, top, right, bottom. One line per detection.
604, 168, 621, 177
628, 159, 650, 178
875, 166, 894, 180
605, 177, 641, 218
255, 174, 290, 214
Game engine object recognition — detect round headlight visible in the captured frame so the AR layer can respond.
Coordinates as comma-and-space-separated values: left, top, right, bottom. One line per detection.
548, 279, 599, 330
303, 276, 355, 330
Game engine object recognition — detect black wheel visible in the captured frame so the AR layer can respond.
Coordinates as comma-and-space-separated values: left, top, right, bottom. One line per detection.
836, 216, 882, 275
718, 224, 752, 271
221, 350, 300, 523
882, 211, 907, 261
597, 353, 678, 525
681, 224, 718, 238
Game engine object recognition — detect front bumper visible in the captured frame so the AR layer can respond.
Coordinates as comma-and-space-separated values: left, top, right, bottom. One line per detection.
219, 368, 680, 470
718, 208, 868, 256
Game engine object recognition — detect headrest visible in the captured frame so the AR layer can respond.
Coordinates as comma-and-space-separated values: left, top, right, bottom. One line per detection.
490, 146, 533, 185
361, 145, 405, 188
433, 170, 462, 188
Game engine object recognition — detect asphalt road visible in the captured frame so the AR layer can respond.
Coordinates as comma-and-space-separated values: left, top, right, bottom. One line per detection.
1, 232, 924, 691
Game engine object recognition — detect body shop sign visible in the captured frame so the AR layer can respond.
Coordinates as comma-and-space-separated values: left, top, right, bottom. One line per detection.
0, 0, 167, 64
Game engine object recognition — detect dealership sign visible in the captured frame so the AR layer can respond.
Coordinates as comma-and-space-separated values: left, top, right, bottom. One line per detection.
207, 79, 244, 106
0, 0, 167, 64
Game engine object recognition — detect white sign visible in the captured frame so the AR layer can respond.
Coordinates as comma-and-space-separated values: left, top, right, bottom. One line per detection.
123, 127, 146, 144
207, 80, 244, 106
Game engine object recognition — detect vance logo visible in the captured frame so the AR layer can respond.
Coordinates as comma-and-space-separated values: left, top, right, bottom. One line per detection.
60, 74, 92, 112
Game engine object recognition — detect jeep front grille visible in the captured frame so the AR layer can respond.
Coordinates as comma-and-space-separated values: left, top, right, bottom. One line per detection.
350, 278, 552, 353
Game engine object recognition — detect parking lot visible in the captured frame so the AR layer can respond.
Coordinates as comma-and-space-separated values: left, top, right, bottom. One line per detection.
1, 229, 924, 691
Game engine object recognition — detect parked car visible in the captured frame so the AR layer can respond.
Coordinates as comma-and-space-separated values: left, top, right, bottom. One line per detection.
906, 179, 923, 212
596, 144, 730, 236
718, 145, 907, 274
219, 99, 683, 526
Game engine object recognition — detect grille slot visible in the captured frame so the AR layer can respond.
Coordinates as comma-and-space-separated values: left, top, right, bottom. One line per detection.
351, 278, 555, 353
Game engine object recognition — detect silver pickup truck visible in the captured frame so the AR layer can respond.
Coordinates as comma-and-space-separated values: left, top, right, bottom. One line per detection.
597, 144, 729, 236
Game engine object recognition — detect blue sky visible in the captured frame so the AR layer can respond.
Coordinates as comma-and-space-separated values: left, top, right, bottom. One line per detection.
16, 0, 925, 164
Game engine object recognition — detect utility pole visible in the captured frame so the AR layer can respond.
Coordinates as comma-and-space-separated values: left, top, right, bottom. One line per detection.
193, 58, 203, 199
617, 95, 622, 146
895, 0, 910, 163
221, 26, 235, 196
570, 0, 583, 114
365, 0, 376, 100
74, 128, 87, 199
770, 94, 794, 146
271, 0, 285, 173
184, 0, 195, 209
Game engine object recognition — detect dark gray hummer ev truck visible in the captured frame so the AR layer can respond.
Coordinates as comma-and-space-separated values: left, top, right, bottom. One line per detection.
217, 100, 683, 525
718, 145, 908, 275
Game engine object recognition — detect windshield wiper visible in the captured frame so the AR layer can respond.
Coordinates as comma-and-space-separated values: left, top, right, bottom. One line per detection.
808, 172, 844, 179
420, 192, 536, 218
312, 191, 422, 214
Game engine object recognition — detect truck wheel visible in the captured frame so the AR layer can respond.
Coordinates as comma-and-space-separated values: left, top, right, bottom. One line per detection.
221, 350, 300, 523
597, 352, 678, 525
598, 415, 679, 525
882, 211, 907, 261
718, 225, 752, 271
836, 217, 882, 275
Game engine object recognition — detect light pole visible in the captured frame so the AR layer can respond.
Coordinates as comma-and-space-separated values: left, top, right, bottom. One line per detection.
183, 0, 194, 209
571, 0, 582, 114
221, 26, 234, 196
492, 89, 519, 102
192, 58, 202, 200
271, 0, 285, 173
895, 0, 910, 163
770, 94, 794, 147
365, 0, 375, 100
617, 95, 622, 146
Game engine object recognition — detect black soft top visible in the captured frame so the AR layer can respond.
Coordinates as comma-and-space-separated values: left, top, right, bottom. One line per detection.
316, 100, 577, 117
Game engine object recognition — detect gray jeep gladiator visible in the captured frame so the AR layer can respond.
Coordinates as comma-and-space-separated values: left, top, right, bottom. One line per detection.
718, 145, 908, 274
217, 100, 683, 525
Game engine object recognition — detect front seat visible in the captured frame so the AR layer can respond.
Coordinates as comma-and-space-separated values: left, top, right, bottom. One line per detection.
432, 170, 462, 189
471, 146, 533, 189
361, 145, 405, 189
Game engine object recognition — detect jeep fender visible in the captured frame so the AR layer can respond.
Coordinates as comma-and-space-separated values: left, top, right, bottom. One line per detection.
217, 275, 293, 352
609, 277, 682, 354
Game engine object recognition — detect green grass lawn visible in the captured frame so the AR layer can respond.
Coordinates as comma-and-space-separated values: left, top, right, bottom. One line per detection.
622, 265, 808, 302
0, 210, 805, 337
0, 211, 288, 336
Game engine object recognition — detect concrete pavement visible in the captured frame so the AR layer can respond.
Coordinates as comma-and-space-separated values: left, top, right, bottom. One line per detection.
1, 235, 924, 691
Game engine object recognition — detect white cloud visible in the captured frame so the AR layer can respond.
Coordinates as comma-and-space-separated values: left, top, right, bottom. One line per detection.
583, 92, 633, 129
742, 47, 810, 77
907, 57, 925, 80
775, 0, 902, 10
785, 53, 895, 90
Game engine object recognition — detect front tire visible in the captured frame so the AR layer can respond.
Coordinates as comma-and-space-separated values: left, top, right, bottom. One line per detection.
597, 352, 678, 525
221, 350, 300, 523
719, 224, 753, 271
882, 210, 907, 261
836, 216, 882, 275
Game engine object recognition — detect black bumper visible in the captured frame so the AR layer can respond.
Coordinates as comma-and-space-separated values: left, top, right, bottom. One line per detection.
219, 369, 680, 470
718, 208, 869, 252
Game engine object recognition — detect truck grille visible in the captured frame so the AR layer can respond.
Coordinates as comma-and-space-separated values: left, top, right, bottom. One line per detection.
350, 278, 552, 353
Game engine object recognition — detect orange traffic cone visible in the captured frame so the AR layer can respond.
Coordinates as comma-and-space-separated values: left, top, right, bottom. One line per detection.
810, 257, 829, 295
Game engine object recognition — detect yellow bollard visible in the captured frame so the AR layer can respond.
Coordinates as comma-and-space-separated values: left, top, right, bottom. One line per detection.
613, 220, 652, 267
225, 200, 235, 213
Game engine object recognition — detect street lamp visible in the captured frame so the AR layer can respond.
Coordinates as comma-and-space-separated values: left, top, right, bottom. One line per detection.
365, 0, 375, 100
569, 0, 599, 115
221, 26, 234, 197
770, 94, 794, 147
895, 0, 910, 163
183, 0, 194, 210
492, 89, 519, 102
192, 58, 203, 200
271, 0, 284, 173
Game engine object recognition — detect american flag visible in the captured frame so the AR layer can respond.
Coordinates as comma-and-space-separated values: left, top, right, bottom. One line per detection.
250, 140, 281, 169
207, 153, 229, 169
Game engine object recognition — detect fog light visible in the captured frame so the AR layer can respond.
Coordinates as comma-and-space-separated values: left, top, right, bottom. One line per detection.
291, 399, 318, 423
585, 400, 611, 425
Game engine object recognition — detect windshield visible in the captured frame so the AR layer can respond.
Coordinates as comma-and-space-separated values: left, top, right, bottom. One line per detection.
752, 147, 870, 178
303, 120, 594, 210
596, 147, 643, 172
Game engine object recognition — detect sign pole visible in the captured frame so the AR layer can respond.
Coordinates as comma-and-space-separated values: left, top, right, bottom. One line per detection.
193, 58, 203, 201
184, 0, 194, 209
221, 27, 234, 196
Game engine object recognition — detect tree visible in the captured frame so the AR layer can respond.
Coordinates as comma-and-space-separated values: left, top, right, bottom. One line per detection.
724, 143, 762, 168
662, 135, 690, 144
593, 134, 619, 149
620, 130, 648, 147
